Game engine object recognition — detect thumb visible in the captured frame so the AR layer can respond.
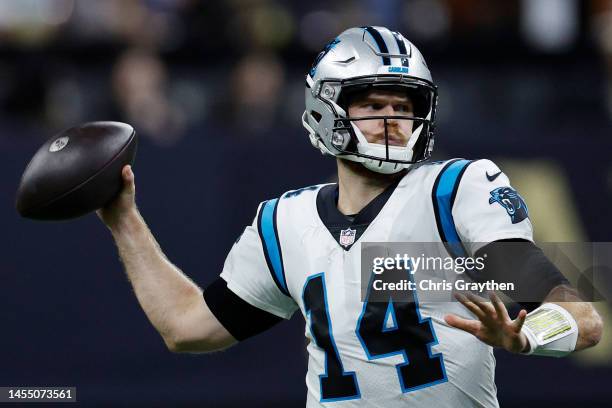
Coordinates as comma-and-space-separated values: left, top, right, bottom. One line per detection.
122, 165, 135, 195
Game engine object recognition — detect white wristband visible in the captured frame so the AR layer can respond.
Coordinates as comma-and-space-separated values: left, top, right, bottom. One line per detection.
521, 303, 578, 357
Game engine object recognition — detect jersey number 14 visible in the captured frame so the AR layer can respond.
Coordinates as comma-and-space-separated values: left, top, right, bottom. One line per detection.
303, 273, 447, 402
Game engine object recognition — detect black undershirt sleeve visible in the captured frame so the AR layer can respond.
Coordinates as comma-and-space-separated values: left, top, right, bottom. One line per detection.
473, 239, 570, 311
203, 278, 284, 341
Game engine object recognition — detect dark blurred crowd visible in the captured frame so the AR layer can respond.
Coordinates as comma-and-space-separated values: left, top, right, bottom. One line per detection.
1, 0, 611, 146
2, 1, 612, 242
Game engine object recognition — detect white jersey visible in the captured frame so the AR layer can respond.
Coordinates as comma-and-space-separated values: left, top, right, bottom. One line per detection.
220, 159, 533, 407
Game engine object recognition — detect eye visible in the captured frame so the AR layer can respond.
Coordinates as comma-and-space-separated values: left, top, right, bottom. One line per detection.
395, 104, 413, 113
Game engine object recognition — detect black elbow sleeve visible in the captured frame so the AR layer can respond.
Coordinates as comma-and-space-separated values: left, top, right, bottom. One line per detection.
472, 240, 570, 309
203, 278, 283, 341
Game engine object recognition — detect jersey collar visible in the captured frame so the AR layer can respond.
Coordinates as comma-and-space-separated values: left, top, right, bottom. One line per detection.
316, 178, 401, 251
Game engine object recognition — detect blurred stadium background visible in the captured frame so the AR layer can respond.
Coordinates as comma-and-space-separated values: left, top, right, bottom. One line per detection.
1, 0, 612, 406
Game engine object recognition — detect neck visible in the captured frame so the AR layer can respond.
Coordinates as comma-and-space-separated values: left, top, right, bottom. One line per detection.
336, 159, 404, 215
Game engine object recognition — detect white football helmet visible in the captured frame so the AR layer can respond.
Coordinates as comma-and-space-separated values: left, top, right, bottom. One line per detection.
302, 26, 437, 174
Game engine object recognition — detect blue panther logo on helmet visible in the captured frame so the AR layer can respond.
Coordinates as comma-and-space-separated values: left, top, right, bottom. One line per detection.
309, 38, 340, 77
488, 187, 529, 224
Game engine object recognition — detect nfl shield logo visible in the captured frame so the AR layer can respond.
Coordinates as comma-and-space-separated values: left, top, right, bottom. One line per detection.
339, 228, 356, 247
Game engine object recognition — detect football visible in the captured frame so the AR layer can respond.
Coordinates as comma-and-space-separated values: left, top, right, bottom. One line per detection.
16, 121, 138, 221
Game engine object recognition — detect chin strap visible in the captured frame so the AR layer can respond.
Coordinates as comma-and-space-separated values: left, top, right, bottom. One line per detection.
406, 109, 431, 153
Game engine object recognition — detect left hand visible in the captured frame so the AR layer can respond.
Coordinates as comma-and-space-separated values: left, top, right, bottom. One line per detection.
444, 291, 530, 354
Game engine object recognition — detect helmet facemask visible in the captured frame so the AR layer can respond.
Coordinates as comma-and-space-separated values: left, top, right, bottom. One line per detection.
317, 76, 437, 173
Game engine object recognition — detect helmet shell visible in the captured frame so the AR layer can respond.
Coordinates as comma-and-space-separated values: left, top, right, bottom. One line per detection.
302, 26, 437, 174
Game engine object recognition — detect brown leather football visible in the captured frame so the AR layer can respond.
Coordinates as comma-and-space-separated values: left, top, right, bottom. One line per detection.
16, 121, 138, 220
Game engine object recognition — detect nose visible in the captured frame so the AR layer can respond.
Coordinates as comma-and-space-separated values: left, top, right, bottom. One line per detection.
381, 105, 401, 129
380, 104, 396, 116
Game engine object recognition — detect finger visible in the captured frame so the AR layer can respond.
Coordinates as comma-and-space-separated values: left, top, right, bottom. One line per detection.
445, 314, 481, 336
489, 291, 510, 321
465, 291, 488, 303
465, 292, 495, 316
122, 165, 135, 194
454, 293, 486, 320
512, 309, 528, 332
123, 165, 134, 181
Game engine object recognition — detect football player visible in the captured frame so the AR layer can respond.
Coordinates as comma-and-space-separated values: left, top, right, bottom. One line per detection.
98, 27, 603, 407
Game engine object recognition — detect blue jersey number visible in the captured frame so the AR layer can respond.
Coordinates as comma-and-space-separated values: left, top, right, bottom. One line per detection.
303, 272, 446, 401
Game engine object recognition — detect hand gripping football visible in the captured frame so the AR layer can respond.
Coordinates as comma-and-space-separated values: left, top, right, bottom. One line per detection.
16, 121, 138, 221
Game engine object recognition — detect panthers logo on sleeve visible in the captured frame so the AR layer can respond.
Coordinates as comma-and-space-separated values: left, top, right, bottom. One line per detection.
488, 187, 529, 224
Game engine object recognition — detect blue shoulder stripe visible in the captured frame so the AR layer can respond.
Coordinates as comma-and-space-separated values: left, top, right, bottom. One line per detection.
432, 159, 473, 258
257, 198, 290, 296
